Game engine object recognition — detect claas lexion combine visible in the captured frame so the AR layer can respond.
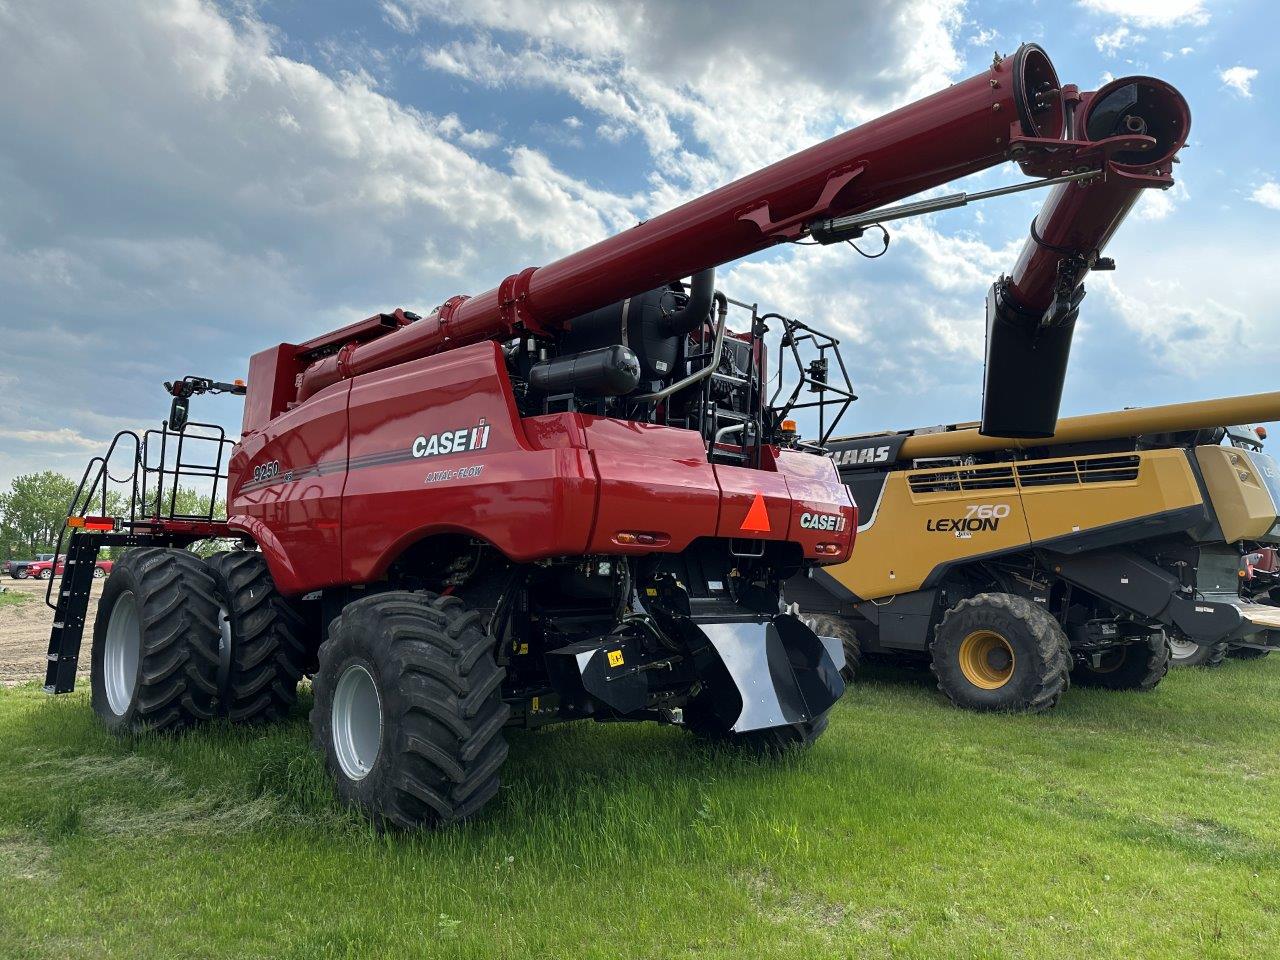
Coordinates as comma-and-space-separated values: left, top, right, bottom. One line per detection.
791, 393, 1280, 712
45, 46, 1190, 826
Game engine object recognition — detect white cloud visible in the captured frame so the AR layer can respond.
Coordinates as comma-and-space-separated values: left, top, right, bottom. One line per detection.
380, 2, 417, 33
0, 0, 653, 486
1078, 0, 1210, 27
411, 0, 967, 196
1094, 27, 1142, 56
0, 427, 103, 450
968, 27, 999, 47
1220, 65, 1259, 98
1095, 275, 1250, 374
1133, 180, 1190, 222
1251, 182, 1280, 210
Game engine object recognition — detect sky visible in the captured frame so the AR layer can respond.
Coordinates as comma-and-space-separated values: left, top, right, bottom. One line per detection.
0, 0, 1277, 488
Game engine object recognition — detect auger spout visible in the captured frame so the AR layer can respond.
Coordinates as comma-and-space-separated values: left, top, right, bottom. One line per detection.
982, 76, 1191, 438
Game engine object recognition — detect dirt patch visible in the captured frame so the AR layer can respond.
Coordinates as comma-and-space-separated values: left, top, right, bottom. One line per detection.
0, 577, 100, 685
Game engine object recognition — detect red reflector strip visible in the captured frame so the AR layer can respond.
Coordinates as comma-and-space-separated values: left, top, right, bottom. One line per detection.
69, 516, 116, 531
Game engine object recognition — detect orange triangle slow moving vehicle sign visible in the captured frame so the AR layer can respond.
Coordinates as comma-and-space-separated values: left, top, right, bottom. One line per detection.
740, 492, 771, 533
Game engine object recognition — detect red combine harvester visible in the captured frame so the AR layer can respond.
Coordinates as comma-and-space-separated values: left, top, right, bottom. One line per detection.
45, 46, 1188, 827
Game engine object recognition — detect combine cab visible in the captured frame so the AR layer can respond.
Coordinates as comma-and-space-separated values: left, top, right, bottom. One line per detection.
790, 393, 1280, 712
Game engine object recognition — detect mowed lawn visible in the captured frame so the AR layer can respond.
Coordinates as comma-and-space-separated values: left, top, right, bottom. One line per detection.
1, 656, 1278, 960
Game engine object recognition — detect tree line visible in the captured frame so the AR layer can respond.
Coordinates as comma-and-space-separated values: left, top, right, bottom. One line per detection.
0, 471, 226, 562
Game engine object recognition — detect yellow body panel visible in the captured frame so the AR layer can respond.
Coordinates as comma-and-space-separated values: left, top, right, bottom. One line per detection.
1020, 448, 1202, 542
835, 472, 1031, 597
826, 449, 1205, 601
1195, 446, 1276, 542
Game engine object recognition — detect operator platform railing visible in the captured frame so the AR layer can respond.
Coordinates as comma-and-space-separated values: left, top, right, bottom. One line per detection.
44, 420, 234, 610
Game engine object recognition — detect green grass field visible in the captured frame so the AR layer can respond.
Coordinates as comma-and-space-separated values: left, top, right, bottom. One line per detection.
0, 589, 30, 608
1, 657, 1278, 959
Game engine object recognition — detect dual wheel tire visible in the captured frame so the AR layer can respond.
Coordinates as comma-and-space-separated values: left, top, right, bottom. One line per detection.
91, 548, 304, 733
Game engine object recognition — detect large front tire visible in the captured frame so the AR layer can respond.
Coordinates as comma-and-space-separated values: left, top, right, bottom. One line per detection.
930, 593, 1071, 713
1072, 632, 1169, 691
206, 551, 306, 724
90, 548, 221, 734
311, 592, 510, 829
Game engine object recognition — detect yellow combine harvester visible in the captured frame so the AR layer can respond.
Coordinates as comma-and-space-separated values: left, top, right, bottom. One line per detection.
788, 392, 1280, 712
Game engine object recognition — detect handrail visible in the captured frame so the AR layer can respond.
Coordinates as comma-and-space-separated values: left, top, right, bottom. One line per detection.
44, 421, 236, 610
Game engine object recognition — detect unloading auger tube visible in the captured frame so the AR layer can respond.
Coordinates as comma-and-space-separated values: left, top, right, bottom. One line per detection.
881, 391, 1280, 463
293, 45, 1185, 440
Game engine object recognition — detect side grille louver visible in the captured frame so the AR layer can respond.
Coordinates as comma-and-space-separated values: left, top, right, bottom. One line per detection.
908, 455, 1140, 494
1016, 454, 1140, 487
908, 466, 1016, 494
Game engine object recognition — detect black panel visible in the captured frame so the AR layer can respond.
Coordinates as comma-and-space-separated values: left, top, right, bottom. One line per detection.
981, 281, 1076, 439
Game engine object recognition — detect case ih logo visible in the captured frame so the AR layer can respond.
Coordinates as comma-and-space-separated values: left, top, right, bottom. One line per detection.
412, 418, 491, 459
800, 512, 846, 532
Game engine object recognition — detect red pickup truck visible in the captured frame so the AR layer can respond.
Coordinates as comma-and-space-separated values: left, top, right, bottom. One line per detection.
21, 557, 114, 580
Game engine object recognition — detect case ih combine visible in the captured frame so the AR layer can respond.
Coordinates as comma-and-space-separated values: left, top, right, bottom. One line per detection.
791, 393, 1280, 712
45, 46, 1190, 827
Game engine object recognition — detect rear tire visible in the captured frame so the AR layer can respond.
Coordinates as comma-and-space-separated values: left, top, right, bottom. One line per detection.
1167, 635, 1228, 667
311, 591, 510, 829
1227, 646, 1271, 661
90, 548, 221, 734
206, 551, 306, 724
930, 593, 1070, 713
14, 568, 28, 580
1072, 632, 1169, 691
800, 613, 861, 685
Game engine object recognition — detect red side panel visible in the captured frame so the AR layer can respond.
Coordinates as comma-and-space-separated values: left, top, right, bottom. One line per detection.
580, 417, 720, 553
228, 380, 349, 595
770, 447, 857, 562
341, 343, 596, 582
714, 463, 792, 542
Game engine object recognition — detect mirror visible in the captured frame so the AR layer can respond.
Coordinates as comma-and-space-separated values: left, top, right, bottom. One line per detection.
169, 395, 189, 431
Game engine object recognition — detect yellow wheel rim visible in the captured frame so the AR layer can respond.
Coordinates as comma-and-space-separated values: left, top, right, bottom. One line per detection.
958, 630, 1015, 689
